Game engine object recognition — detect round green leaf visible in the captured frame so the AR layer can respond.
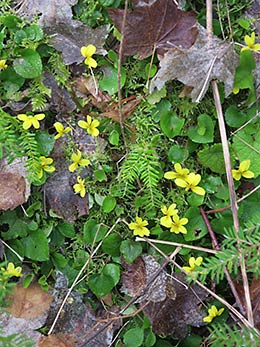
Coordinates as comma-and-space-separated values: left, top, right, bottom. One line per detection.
102, 233, 122, 256
160, 111, 184, 138
88, 272, 115, 298
120, 240, 142, 263
123, 327, 144, 347
51, 252, 67, 269
57, 222, 75, 238
188, 114, 215, 143
100, 65, 126, 95
225, 105, 249, 128
109, 130, 119, 146
145, 331, 156, 347
168, 144, 188, 163
83, 219, 107, 244
13, 48, 42, 78
23, 230, 49, 261
103, 263, 120, 286
102, 196, 116, 213
94, 169, 107, 182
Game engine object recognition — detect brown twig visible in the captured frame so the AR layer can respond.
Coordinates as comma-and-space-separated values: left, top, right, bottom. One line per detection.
206, 0, 254, 326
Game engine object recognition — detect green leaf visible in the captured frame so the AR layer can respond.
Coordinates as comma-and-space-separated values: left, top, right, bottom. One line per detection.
160, 111, 184, 138
94, 169, 107, 182
102, 233, 122, 256
179, 335, 202, 347
35, 131, 55, 156
168, 144, 188, 163
145, 331, 156, 347
57, 222, 75, 238
88, 272, 115, 298
13, 49, 42, 79
1, 15, 21, 30
102, 196, 116, 213
83, 219, 107, 244
0, 67, 25, 91
22, 274, 35, 288
225, 105, 249, 128
23, 230, 49, 261
103, 263, 120, 286
184, 206, 208, 241
123, 327, 144, 347
232, 128, 260, 177
99, 65, 126, 95
24, 24, 43, 42
233, 50, 255, 92
51, 252, 67, 269
188, 114, 215, 143
120, 240, 142, 263
198, 143, 235, 174
109, 130, 119, 146
147, 86, 166, 105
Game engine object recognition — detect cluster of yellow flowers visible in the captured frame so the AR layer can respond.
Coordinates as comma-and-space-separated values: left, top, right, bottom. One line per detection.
14, 44, 99, 198
160, 203, 188, 234
1, 262, 23, 278
164, 163, 205, 196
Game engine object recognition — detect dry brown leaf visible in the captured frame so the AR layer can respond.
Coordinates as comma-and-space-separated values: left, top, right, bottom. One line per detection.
109, 0, 197, 59
38, 334, 76, 347
151, 24, 239, 102
7, 283, 53, 319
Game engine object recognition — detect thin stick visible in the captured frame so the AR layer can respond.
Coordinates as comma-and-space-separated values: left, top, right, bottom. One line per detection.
0, 239, 23, 262
117, 0, 129, 152
206, 0, 254, 325
48, 218, 121, 335
135, 237, 218, 254
200, 206, 245, 314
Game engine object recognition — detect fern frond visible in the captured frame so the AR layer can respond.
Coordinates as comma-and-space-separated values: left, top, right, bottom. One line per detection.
47, 51, 70, 86
28, 78, 51, 111
207, 323, 260, 347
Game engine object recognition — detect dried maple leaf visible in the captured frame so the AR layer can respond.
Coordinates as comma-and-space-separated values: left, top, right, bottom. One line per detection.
44, 21, 109, 65
151, 24, 239, 102
38, 334, 76, 347
109, 0, 198, 60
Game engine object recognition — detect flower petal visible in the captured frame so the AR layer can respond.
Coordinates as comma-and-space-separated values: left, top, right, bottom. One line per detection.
164, 171, 177, 180
191, 186, 205, 196
232, 169, 241, 181
242, 170, 254, 179
35, 113, 45, 120
17, 114, 28, 121
239, 159, 250, 172
78, 120, 88, 129
175, 178, 187, 188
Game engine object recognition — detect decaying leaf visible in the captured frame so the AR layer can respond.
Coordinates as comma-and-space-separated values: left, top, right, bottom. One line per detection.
0, 157, 31, 211
121, 255, 207, 338
17, 0, 78, 25
7, 283, 53, 319
44, 21, 109, 65
151, 25, 239, 102
109, 0, 197, 60
43, 72, 76, 114
38, 334, 76, 347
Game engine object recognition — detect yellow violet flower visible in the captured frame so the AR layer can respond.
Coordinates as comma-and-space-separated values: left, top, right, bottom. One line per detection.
183, 256, 203, 273
241, 32, 260, 51
69, 150, 90, 172
38, 156, 55, 179
164, 163, 190, 181
17, 113, 45, 130
129, 216, 150, 237
175, 172, 205, 196
81, 44, 97, 68
160, 203, 178, 227
73, 176, 86, 198
2, 262, 22, 277
0, 59, 7, 70
167, 214, 188, 234
78, 115, 100, 137
54, 122, 71, 139
232, 159, 254, 181
203, 305, 224, 323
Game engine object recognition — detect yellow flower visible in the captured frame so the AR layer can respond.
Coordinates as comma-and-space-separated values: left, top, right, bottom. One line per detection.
0, 59, 7, 70
241, 32, 260, 51
129, 216, 150, 237
73, 176, 86, 197
54, 122, 71, 139
164, 163, 190, 181
232, 159, 254, 181
167, 214, 188, 234
175, 173, 205, 196
17, 113, 45, 130
203, 305, 224, 323
183, 256, 203, 273
2, 262, 22, 277
78, 115, 100, 137
160, 203, 178, 227
81, 44, 97, 68
38, 156, 55, 179
68, 150, 90, 172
